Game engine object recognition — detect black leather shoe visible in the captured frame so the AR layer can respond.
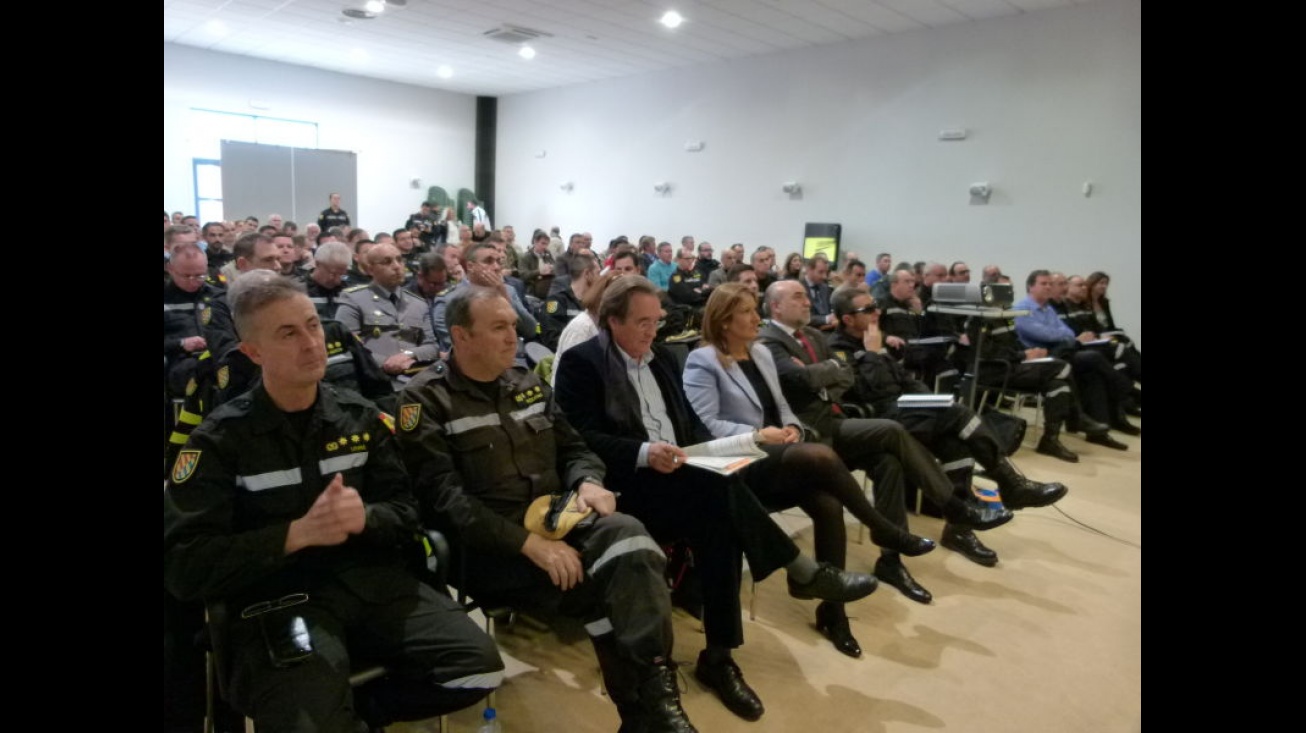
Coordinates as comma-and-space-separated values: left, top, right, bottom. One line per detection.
788, 563, 878, 603
870, 527, 936, 557
874, 557, 932, 604
1036, 435, 1080, 463
814, 602, 862, 658
941, 525, 999, 567
943, 498, 1014, 532
694, 651, 764, 722
1110, 420, 1141, 437
1086, 431, 1128, 451
637, 665, 699, 733
1001, 478, 1069, 511
1077, 415, 1110, 435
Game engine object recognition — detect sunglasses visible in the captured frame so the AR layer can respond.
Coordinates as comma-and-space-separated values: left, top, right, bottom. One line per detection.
850, 304, 879, 315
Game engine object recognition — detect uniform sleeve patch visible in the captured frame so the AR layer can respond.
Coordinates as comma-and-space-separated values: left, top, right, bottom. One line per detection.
546, 300, 559, 314
171, 450, 201, 483
217, 365, 230, 390
398, 404, 421, 432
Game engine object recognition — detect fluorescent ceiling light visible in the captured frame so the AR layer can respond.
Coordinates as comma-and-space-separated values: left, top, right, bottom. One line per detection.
348, 48, 370, 62
519, 45, 536, 60
204, 19, 228, 36
365, 1, 385, 13
436, 65, 453, 79
660, 11, 684, 29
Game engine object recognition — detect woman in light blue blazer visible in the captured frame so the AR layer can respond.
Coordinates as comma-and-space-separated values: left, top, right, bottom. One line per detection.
683, 283, 934, 658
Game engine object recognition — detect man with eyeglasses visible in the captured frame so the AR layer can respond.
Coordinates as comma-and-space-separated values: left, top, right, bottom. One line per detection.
828, 288, 1067, 568
949, 261, 972, 283
165, 242, 224, 400
667, 248, 709, 310
431, 241, 539, 358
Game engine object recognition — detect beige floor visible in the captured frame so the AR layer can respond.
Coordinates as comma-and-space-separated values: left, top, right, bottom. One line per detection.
398, 419, 1142, 733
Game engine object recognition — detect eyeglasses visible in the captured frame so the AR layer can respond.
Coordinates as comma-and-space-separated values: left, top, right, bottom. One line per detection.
176, 273, 208, 281
954, 269, 970, 275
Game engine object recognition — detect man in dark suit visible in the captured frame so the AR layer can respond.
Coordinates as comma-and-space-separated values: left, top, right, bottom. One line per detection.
802, 255, 836, 331
757, 280, 1012, 604
554, 276, 876, 724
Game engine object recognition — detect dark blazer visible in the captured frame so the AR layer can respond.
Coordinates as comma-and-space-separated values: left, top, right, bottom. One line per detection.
553, 332, 711, 490
756, 321, 854, 442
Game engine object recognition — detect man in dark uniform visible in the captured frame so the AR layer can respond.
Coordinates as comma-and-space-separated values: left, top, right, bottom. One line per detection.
301, 241, 352, 320
406, 201, 439, 248
397, 286, 700, 733
758, 280, 1013, 604
317, 191, 351, 231
554, 276, 877, 724
540, 253, 598, 351
165, 243, 224, 399
828, 288, 1067, 567
693, 241, 720, 281
879, 268, 958, 389
667, 249, 709, 311
163, 271, 502, 732
335, 243, 441, 392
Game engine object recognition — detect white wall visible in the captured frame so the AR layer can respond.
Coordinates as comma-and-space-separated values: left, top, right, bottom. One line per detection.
495, 0, 1142, 342
164, 43, 479, 236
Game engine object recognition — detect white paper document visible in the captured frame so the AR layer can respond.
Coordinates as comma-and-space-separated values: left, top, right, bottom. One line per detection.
681, 433, 767, 476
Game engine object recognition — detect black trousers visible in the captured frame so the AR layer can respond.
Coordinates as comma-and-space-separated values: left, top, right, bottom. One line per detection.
979, 358, 1074, 428
461, 513, 673, 670
617, 461, 801, 649
227, 565, 502, 733
829, 417, 955, 530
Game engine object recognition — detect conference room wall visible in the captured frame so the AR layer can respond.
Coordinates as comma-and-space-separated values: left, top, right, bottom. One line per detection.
495, 0, 1141, 344
164, 43, 477, 236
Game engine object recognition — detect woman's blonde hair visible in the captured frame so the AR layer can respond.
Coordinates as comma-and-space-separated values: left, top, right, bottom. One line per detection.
699, 282, 758, 367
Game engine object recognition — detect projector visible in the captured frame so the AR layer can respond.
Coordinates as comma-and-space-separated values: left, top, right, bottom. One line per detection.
932, 282, 1014, 307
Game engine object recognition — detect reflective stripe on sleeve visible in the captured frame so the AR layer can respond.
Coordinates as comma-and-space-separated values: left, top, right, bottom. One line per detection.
940, 457, 975, 473
958, 415, 982, 440
164, 303, 198, 311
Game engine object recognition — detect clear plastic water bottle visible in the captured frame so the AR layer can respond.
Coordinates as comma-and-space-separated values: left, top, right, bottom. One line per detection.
476, 706, 502, 733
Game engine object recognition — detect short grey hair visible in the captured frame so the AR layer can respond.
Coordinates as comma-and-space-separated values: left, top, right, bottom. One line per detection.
228, 270, 305, 340
446, 286, 508, 332
597, 276, 659, 332
313, 241, 353, 268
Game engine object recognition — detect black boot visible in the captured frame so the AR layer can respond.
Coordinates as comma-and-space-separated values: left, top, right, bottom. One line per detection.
638, 664, 699, 733
988, 459, 1068, 510
940, 523, 999, 567
942, 495, 1013, 531
593, 635, 649, 733
1035, 423, 1079, 463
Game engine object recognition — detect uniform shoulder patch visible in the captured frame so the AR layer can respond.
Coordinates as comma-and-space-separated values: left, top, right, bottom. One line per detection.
171, 450, 201, 483
545, 299, 559, 314
671, 274, 682, 283
833, 350, 848, 362
184, 377, 197, 396
216, 365, 230, 389
398, 403, 422, 432
200, 306, 212, 326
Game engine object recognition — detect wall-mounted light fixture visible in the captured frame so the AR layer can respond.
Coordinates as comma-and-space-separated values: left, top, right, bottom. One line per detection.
781, 181, 802, 196
968, 182, 992, 204
653, 181, 672, 195
560, 181, 574, 193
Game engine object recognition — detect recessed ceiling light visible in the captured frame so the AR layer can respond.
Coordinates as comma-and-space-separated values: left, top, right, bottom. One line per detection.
436, 65, 453, 79
660, 11, 684, 29
364, 0, 385, 13
204, 19, 228, 36
519, 45, 536, 60
348, 48, 370, 62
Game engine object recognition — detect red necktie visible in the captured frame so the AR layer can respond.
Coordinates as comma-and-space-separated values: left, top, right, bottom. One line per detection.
794, 329, 819, 363
795, 329, 842, 415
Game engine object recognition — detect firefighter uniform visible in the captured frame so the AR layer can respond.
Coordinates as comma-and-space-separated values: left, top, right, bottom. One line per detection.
395, 359, 679, 726
163, 383, 503, 730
